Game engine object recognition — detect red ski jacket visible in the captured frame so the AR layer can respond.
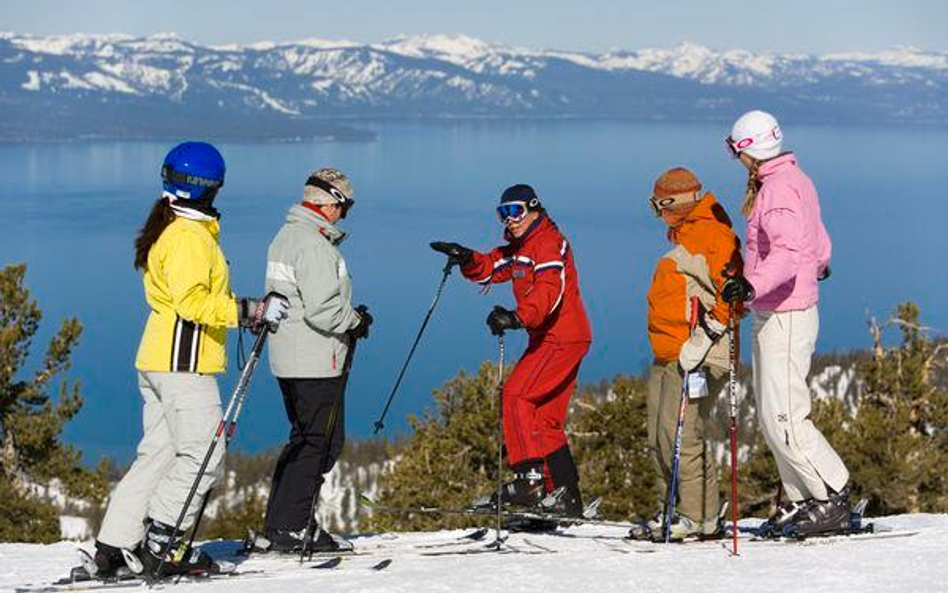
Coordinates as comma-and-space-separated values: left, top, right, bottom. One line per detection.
462, 215, 592, 344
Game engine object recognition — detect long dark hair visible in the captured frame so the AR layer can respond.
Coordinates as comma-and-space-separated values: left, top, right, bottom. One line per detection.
134, 198, 175, 270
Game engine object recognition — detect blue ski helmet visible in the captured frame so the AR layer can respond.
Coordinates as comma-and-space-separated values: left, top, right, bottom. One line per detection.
161, 141, 226, 200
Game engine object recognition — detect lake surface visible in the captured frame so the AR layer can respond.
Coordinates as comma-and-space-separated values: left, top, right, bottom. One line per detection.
1, 120, 946, 462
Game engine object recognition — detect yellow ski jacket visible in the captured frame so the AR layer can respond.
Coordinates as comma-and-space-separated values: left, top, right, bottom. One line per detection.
135, 217, 238, 374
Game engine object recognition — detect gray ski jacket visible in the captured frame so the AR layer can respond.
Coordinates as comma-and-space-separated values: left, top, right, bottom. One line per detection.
265, 204, 360, 378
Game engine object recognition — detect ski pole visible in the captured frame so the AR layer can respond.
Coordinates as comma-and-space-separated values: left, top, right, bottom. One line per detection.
727, 301, 740, 556
154, 325, 271, 579
372, 259, 453, 433
665, 296, 700, 543
299, 332, 360, 563
490, 332, 505, 550
722, 263, 740, 556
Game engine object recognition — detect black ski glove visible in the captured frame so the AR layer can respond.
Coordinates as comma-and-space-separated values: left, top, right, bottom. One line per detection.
721, 275, 756, 304
486, 305, 523, 336
430, 241, 475, 268
818, 265, 831, 282
349, 305, 374, 340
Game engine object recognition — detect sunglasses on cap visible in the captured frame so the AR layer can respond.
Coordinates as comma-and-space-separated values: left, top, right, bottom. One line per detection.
497, 201, 530, 224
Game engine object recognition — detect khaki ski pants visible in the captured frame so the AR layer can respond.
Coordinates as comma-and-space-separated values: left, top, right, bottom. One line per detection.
98, 371, 224, 548
648, 360, 723, 523
752, 307, 849, 502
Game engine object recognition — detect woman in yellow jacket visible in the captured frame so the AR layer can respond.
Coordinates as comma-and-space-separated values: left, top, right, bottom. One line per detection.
89, 142, 287, 578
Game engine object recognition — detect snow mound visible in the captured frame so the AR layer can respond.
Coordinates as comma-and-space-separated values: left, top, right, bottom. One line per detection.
3, 514, 946, 593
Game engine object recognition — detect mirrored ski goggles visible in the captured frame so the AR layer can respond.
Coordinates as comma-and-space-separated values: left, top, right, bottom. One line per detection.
497, 201, 529, 223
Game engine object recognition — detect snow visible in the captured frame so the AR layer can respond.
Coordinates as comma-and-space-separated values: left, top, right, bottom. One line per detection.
21, 70, 40, 91
3, 514, 947, 593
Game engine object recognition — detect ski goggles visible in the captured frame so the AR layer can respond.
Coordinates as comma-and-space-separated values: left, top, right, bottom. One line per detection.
725, 135, 756, 158
649, 192, 698, 216
497, 201, 530, 223
305, 175, 355, 218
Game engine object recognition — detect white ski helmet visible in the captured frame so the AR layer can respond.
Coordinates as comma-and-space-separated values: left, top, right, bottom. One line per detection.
728, 110, 783, 160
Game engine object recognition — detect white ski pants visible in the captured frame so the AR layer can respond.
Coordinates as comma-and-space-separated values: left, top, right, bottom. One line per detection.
752, 306, 849, 502
97, 371, 224, 549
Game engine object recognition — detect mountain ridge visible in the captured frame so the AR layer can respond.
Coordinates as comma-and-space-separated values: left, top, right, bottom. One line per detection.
2, 32, 946, 140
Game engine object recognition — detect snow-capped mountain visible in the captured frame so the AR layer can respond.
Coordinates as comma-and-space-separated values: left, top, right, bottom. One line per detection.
1, 32, 945, 140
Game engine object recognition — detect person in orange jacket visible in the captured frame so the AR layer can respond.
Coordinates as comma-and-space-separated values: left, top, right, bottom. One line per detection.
630, 167, 743, 540
432, 184, 592, 517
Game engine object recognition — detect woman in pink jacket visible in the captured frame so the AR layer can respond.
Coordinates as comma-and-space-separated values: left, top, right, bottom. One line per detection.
721, 110, 851, 538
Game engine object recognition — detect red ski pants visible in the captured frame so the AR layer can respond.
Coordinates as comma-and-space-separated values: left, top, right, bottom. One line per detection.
503, 339, 589, 469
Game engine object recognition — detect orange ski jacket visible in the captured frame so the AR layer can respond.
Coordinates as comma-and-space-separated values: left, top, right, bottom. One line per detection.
647, 193, 743, 368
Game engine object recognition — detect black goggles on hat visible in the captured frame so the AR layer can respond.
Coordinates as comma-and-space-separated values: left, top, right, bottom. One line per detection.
306, 175, 354, 218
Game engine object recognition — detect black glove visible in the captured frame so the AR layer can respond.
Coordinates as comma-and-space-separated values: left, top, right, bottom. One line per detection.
349, 305, 374, 340
486, 305, 522, 336
818, 265, 831, 282
721, 275, 756, 304
430, 241, 474, 268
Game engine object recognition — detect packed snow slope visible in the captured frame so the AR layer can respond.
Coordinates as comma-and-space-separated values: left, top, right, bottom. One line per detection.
3, 514, 947, 593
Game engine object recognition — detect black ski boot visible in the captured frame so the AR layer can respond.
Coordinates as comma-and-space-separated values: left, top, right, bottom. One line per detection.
67, 544, 133, 583
542, 445, 584, 518
756, 498, 812, 538
139, 518, 231, 579
251, 524, 353, 555
88, 542, 129, 578
473, 459, 547, 510
785, 486, 852, 538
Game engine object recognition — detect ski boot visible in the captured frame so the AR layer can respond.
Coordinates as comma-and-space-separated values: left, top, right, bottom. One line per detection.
784, 486, 852, 539
66, 544, 135, 583
471, 459, 547, 511
543, 445, 584, 518
139, 518, 234, 579
626, 511, 663, 541
756, 498, 812, 539
250, 524, 353, 555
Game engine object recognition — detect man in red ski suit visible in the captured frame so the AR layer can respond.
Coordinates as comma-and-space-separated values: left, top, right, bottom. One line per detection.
432, 184, 592, 516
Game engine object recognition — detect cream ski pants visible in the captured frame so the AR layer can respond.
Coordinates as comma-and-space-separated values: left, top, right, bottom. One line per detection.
752, 306, 849, 502
98, 372, 224, 549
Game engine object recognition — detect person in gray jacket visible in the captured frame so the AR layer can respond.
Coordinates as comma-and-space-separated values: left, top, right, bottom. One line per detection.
257, 168, 372, 553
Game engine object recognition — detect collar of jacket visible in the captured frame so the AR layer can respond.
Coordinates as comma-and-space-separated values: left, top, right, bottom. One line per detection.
504, 212, 550, 246
288, 203, 347, 245
175, 216, 221, 239
757, 152, 797, 180
668, 192, 732, 243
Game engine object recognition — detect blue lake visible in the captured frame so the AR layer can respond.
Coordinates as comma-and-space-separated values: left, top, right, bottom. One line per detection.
1, 120, 945, 462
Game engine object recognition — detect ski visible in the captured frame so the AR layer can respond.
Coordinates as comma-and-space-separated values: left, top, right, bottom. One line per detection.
16, 569, 265, 593
360, 493, 631, 530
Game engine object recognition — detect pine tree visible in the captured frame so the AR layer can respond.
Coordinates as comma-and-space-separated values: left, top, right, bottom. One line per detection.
568, 376, 656, 520
370, 361, 503, 531
848, 302, 948, 514
0, 263, 107, 542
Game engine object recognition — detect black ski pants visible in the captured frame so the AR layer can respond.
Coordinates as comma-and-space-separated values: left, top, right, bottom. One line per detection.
264, 376, 346, 532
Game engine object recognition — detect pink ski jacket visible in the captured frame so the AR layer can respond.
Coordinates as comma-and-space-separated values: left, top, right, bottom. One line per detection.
744, 154, 831, 312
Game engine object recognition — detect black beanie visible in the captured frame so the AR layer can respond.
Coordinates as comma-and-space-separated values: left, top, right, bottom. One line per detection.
500, 184, 542, 210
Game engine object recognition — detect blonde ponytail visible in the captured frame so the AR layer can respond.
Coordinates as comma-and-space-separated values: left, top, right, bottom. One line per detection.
741, 159, 761, 218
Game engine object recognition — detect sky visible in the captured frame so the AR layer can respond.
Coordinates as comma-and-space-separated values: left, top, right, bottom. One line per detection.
2, 0, 946, 53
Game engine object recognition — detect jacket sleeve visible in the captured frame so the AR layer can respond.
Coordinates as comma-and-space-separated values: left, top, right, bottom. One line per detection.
516, 239, 568, 329
164, 232, 238, 328
744, 187, 804, 301
461, 247, 514, 285
816, 216, 832, 275
297, 248, 359, 335
708, 229, 744, 327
